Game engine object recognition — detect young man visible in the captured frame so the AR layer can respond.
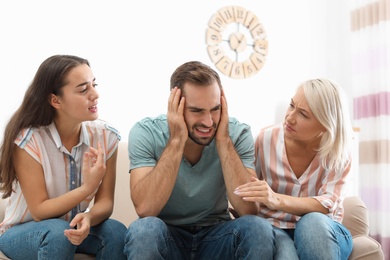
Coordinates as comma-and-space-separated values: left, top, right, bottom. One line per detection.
124, 61, 274, 259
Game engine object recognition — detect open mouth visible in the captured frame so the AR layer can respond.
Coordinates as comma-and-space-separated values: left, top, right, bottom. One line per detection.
196, 127, 212, 136
89, 105, 98, 112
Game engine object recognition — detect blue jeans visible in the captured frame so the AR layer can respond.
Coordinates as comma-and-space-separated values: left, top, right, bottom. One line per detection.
124, 215, 275, 259
0, 218, 127, 260
274, 212, 353, 260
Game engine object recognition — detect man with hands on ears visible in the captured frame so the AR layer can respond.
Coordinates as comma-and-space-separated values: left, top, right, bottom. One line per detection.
124, 61, 275, 259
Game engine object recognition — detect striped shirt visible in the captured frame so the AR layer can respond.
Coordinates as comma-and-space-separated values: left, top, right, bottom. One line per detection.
254, 123, 351, 229
0, 120, 120, 235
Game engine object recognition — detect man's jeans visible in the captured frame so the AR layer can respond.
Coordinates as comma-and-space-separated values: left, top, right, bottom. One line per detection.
124, 215, 275, 260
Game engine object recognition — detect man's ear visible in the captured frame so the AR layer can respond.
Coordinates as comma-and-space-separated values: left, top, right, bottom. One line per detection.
49, 93, 61, 109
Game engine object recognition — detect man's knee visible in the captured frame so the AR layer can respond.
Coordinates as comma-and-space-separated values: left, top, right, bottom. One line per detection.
126, 216, 167, 240
232, 215, 274, 238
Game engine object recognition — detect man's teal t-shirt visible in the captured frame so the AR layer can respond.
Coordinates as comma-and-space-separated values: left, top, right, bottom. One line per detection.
128, 114, 255, 226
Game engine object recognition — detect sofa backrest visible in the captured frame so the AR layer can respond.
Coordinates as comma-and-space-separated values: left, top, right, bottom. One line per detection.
111, 141, 138, 227
0, 196, 6, 221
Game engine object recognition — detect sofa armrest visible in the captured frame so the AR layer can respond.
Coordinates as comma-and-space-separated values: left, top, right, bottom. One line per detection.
342, 196, 369, 237
349, 235, 384, 260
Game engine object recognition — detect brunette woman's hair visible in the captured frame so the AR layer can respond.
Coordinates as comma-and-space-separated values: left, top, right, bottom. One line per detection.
0, 55, 89, 198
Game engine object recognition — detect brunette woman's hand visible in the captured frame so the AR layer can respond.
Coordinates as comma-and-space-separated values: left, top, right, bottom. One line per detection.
234, 176, 282, 211
82, 142, 106, 194
64, 212, 91, 245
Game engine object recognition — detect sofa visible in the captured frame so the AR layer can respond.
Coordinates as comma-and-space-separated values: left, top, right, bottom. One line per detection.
0, 142, 384, 259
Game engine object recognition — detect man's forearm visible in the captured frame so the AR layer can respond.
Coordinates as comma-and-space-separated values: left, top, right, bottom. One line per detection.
217, 139, 258, 216
131, 139, 184, 217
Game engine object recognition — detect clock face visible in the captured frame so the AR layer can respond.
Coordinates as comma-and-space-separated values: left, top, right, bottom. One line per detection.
206, 6, 268, 79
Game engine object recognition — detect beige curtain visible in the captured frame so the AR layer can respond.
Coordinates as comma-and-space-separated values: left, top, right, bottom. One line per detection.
350, 0, 390, 259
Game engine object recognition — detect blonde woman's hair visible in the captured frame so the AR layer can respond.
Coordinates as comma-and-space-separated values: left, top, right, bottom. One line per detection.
301, 78, 353, 172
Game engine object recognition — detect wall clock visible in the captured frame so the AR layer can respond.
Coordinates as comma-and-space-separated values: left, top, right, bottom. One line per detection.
205, 6, 268, 79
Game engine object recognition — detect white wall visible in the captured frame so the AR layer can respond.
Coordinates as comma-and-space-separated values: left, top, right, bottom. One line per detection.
0, 0, 351, 142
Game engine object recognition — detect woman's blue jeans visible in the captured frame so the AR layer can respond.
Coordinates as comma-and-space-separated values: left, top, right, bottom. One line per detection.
274, 212, 353, 260
124, 215, 275, 259
0, 218, 127, 260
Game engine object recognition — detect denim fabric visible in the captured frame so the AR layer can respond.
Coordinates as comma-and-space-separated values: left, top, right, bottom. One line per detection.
273, 227, 299, 260
124, 215, 275, 260
0, 218, 126, 260
77, 218, 127, 259
273, 212, 353, 260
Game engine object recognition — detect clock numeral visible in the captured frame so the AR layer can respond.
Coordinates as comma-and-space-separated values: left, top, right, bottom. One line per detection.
208, 13, 227, 32
254, 39, 268, 55
243, 60, 260, 78
230, 62, 245, 79
244, 12, 260, 31
207, 45, 225, 64
218, 6, 235, 24
216, 56, 233, 77
250, 52, 266, 71
233, 6, 247, 24
205, 28, 222, 45
251, 23, 267, 40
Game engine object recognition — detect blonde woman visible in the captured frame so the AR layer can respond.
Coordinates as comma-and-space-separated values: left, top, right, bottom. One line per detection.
235, 79, 354, 259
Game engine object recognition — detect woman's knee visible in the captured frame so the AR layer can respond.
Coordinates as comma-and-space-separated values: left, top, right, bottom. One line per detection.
296, 212, 331, 236
37, 219, 76, 255
92, 219, 127, 243
294, 212, 337, 247
42, 218, 71, 230
39, 219, 72, 241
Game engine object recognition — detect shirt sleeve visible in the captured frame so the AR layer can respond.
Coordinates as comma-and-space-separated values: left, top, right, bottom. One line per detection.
103, 123, 121, 161
128, 120, 160, 171
229, 119, 255, 171
14, 128, 42, 164
313, 158, 352, 220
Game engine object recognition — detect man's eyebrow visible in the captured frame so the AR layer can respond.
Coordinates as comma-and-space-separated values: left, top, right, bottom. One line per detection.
211, 104, 221, 110
187, 104, 221, 111
187, 105, 203, 111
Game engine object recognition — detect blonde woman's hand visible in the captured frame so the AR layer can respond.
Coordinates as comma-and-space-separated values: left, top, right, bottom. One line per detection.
234, 176, 281, 211
64, 212, 91, 245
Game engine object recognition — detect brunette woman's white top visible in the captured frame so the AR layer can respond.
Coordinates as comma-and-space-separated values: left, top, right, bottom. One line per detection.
0, 120, 120, 235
